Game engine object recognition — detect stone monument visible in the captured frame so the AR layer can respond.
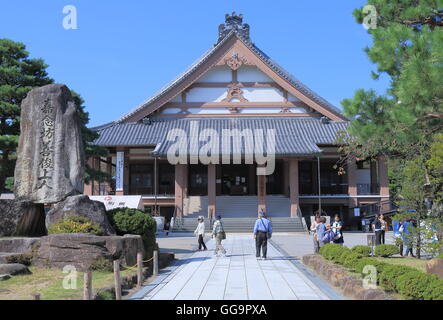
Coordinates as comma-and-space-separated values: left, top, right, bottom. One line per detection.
0, 84, 86, 237
14, 84, 85, 203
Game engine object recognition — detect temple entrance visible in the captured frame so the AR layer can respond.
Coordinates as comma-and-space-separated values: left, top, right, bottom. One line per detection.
220, 164, 256, 195
188, 164, 208, 196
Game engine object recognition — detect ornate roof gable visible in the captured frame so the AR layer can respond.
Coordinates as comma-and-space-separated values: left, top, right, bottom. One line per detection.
117, 13, 347, 123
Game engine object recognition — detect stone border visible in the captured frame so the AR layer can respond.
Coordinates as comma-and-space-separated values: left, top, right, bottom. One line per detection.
269, 239, 345, 300
302, 254, 395, 300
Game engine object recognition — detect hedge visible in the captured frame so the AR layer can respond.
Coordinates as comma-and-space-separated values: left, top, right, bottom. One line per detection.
397, 271, 442, 300
317, 243, 443, 300
106, 208, 157, 257
354, 258, 387, 274
351, 245, 372, 257
375, 244, 399, 257
378, 264, 417, 291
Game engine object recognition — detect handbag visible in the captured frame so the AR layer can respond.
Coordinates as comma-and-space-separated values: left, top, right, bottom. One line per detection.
219, 221, 226, 240
260, 218, 272, 239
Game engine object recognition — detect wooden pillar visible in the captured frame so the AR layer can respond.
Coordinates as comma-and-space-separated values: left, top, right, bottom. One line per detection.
183, 164, 188, 198
347, 158, 358, 207
257, 167, 266, 213
378, 156, 389, 198
208, 164, 216, 218
289, 159, 299, 217
175, 164, 185, 217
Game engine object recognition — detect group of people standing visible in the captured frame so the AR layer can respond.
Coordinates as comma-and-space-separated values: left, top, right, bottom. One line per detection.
310, 214, 344, 253
193, 210, 272, 260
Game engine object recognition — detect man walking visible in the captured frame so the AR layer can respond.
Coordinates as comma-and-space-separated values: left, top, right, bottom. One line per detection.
253, 210, 272, 260
212, 215, 227, 257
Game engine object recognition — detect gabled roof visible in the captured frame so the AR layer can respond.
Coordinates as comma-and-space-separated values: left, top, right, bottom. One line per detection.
93, 117, 348, 156
116, 26, 346, 123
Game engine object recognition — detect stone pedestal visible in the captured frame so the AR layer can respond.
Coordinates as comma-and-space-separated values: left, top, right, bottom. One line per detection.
0, 200, 46, 237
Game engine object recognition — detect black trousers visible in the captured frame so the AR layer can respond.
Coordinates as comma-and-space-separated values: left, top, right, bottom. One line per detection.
256, 231, 268, 258
198, 234, 207, 250
381, 230, 386, 244
375, 230, 383, 246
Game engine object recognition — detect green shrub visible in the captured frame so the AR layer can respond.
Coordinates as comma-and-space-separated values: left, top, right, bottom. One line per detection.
89, 257, 113, 272
375, 244, 400, 257
397, 271, 440, 300
336, 248, 353, 264
424, 279, 443, 300
436, 253, 443, 259
319, 243, 348, 261
354, 258, 387, 275
379, 265, 420, 291
48, 215, 104, 235
342, 252, 364, 269
351, 245, 372, 257
106, 208, 157, 256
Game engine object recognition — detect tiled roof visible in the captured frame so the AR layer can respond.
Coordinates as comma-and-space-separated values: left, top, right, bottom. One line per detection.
117, 30, 344, 123
92, 117, 348, 156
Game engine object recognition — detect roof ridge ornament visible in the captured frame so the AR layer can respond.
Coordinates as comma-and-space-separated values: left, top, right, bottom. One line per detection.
218, 12, 250, 43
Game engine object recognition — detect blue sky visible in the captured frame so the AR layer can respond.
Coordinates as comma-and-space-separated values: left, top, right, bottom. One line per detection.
0, 0, 389, 126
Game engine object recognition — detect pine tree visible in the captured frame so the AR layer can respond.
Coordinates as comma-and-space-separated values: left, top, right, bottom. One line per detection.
342, 1, 443, 257
0, 38, 111, 192
342, 0, 443, 159
0, 39, 53, 191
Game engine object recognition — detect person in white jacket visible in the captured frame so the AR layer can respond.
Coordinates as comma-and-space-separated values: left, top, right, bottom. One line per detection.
194, 216, 207, 251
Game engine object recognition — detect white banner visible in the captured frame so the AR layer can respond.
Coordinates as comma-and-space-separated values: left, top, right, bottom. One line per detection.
115, 151, 124, 191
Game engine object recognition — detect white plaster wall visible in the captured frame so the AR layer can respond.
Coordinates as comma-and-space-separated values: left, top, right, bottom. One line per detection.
186, 87, 227, 102
240, 108, 281, 114
161, 108, 181, 114
242, 87, 285, 102
288, 107, 308, 113
187, 108, 230, 114
237, 66, 273, 82
197, 66, 232, 82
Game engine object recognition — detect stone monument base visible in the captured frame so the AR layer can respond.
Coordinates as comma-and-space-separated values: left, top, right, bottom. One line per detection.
0, 200, 46, 237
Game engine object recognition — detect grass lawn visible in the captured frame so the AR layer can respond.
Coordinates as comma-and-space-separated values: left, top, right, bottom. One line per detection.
0, 267, 137, 300
374, 256, 428, 272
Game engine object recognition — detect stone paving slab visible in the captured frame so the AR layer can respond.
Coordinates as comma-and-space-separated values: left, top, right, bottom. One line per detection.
135, 235, 341, 300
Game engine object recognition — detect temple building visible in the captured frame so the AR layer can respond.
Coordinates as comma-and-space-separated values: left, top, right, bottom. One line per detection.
85, 13, 390, 230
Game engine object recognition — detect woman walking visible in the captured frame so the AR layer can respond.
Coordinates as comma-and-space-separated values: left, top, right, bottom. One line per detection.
310, 214, 321, 253
212, 215, 227, 257
194, 216, 207, 251
332, 214, 344, 246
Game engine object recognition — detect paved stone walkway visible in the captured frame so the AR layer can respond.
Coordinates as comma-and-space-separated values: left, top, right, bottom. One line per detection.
132, 235, 342, 300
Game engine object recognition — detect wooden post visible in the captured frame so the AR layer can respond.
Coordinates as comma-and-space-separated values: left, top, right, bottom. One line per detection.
137, 252, 143, 288
113, 260, 122, 300
31, 293, 40, 300
83, 270, 92, 300
153, 250, 159, 276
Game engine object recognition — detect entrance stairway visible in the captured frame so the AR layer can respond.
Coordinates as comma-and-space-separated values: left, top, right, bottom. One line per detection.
174, 195, 306, 233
